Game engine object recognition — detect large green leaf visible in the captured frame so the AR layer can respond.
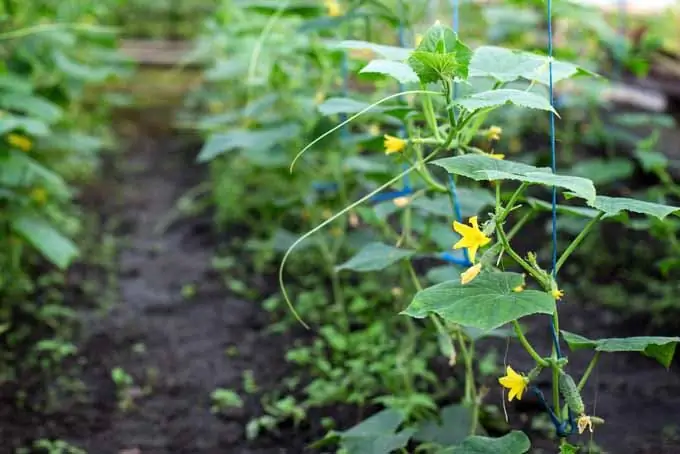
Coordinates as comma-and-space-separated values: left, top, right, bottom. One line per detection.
408, 23, 473, 84
561, 331, 680, 369
337, 409, 415, 454
0, 114, 50, 136
402, 272, 555, 331
0, 93, 63, 124
443, 431, 531, 454
481, 170, 596, 203
328, 40, 412, 61
432, 155, 549, 180
197, 124, 300, 162
360, 60, 419, 84
453, 89, 556, 113
588, 195, 680, 220
469, 46, 594, 85
432, 155, 595, 202
414, 404, 473, 446
11, 215, 79, 270
336, 242, 415, 272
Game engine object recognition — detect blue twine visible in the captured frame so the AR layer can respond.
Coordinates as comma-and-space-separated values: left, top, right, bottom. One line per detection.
530, 386, 577, 436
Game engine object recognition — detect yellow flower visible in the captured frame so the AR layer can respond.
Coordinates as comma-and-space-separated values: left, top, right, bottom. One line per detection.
489, 153, 505, 160
452, 216, 491, 264
577, 414, 593, 434
513, 285, 525, 293
384, 134, 407, 155
498, 366, 529, 401
7, 133, 32, 152
460, 263, 482, 285
315, 91, 325, 105
552, 288, 564, 300
30, 187, 47, 205
325, 0, 341, 17
393, 196, 410, 208
368, 124, 380, 136
486, 125, 502, 141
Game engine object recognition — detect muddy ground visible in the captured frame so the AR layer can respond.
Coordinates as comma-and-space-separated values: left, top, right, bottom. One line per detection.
1, 108, 680, 454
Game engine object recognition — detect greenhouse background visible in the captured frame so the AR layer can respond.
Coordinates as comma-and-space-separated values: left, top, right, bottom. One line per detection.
1, 0, 680, 453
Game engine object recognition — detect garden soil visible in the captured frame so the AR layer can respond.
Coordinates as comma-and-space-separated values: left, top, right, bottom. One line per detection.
1, 108, 680, 454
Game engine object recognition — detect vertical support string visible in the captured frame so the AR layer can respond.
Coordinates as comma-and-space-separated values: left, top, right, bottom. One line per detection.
548, 0, 562, 361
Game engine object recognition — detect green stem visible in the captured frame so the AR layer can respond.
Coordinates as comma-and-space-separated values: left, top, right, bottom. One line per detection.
499, 183, 529, 222
513, 321, 548, 367
497, 224, 546, 286
554, 212, 604, 274
577, 351, 600, 391
421, 83, 443, 141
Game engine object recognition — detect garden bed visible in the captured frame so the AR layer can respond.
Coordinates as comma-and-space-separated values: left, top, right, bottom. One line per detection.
0, 105, 678, 453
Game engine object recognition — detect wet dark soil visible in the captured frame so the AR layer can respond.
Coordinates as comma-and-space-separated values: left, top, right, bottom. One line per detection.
1, 107, 680, 454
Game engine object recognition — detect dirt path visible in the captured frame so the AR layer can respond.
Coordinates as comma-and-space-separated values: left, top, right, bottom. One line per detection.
0, 111, 305, 454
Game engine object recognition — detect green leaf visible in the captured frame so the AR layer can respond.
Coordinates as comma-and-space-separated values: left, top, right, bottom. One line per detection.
426, 265, 461, 284
526, 198, 600, 218
480, 170, 596, 203
408, 23, 473, 84
411, 189, 495, 218
559, 442, 581, 454
0, 93, 63, 124
0, 114, 50, 136
569, 158, 634, 186
11, 215, 78, 270
336, 242, 415, 272
328, 40, 412, 61
561, 331, 680, 369
197, 124, 300, 162
432, 155, 548, 181
360, 60, 419, 84
588, 195, 680, 220
445, 431, 531, 454
317, 97, 409, 117
402, 272, 555, 331
338, 409, 415, 454
414, 404, 473, 446
469, 46, 594, 85
454, 89, 556, 114
432, 155, 596, 203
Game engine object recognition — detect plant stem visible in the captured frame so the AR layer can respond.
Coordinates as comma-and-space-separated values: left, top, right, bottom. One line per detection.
554, 212, 604, 273
421, 83, 443, 141
513, 321, 548, 367
499, 183, 529, 222
497, 224, 546, 286
577, 351, 600, 391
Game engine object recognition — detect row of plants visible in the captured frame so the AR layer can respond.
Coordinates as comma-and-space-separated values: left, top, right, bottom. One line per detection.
0, 1, 131, 387
183, 0, 680, 452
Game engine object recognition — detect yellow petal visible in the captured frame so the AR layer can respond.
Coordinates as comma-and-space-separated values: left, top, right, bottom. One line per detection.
460, 263, 482, 285
489, 153, 505, 160
469, 216, 479, 229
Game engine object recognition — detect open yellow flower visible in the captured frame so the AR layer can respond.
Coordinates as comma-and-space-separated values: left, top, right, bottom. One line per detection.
452, 216, 491, 263
577, 414, 593, 434
498, 366, 529, 401
384, 134, 407, 155
324, 0, 341, 17
460, 263, 482, 285
8, 133, 32, 152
